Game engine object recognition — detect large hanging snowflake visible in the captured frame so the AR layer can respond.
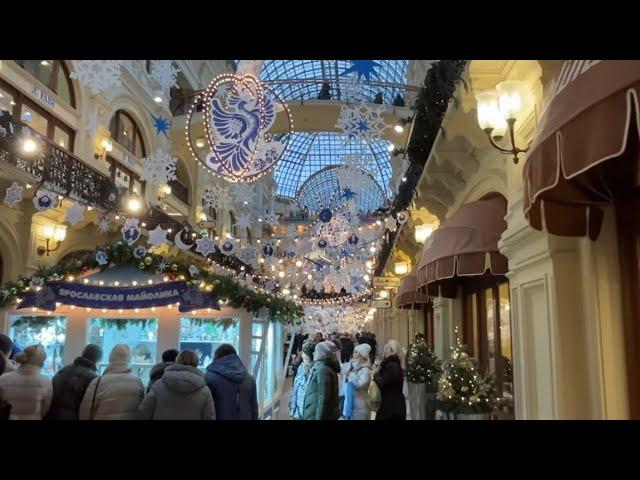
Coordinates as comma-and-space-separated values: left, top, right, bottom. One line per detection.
70, 60, 123, 95
336, 101, 390, 143
263, 211, 279, 226
4, 182, 23, 208
150, 60, 180, 94
342, 153, 377, 175
202, 184, 232, 210
336, 166, 370, 193
140, 148, 177, 187
97, 216, 111, 234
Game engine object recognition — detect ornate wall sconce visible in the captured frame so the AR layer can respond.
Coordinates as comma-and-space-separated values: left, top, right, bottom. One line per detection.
37, 224, 66, 256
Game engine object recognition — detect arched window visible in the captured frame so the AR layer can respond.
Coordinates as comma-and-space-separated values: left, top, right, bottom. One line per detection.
109, 110, 147, 158
15, 60, 76, 108
168, 158, 189, 204
229, 211, 237, 237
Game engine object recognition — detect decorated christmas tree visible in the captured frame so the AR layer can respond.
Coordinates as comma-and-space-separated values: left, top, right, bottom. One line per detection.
405, 335, 442, 389
436, 327, 501, 415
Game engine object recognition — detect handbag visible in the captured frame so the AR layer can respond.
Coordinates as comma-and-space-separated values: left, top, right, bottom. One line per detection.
369, 380, 381, 412
89, 375, 103, 420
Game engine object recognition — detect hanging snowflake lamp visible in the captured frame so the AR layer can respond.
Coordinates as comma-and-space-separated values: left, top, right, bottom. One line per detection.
185, 74, 294, 183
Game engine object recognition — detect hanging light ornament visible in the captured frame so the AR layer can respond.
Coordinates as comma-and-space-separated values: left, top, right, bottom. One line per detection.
185, 74, 294, 183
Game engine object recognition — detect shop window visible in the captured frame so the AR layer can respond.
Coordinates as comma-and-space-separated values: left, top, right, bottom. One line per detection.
109, 110, 147, 158
9, 315, 66, 378
168, 158, 189, 204
15, 60, 76, 108
106, 156, 146, 197
0, 77, 76, 152
461, 276, 512, 397
179, 317, 239, 370
87, 318, 158, 386
250, 319, 282, 411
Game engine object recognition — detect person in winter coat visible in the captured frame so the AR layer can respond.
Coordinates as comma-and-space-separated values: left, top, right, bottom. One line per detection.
205, 344, 258, 420
45, 344, 103, 420
374, 339, 406, 420
139, 350, 214, 420
0, 354, 12, 420
146, 348, 179, 393
345, 343, 372, 420
339, 335, 354, 364
0, 345, 52, 420
302, 341, 341, 420
289, 340, 315, 419
0, 334, 18, 374
79, 344, 144, 420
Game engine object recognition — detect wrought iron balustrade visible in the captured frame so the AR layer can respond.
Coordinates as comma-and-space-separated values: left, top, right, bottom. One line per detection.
0, 111, 121, 211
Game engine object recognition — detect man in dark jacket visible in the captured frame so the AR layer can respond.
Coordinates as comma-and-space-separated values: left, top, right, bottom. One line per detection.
147, 349, 179, 393
45, 344, 102, 420
302, 341, 341, 420
205, 344, 258, 420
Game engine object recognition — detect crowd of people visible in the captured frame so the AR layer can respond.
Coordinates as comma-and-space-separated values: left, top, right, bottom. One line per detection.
289, 331, 407, 420
0, 333, 258, 421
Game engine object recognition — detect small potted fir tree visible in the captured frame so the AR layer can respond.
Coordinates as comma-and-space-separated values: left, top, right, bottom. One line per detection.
435, 330, 501, 420
405, 334, 441, 420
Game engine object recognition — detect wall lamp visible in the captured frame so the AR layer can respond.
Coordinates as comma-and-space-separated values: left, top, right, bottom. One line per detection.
37, 224, 66, 256
95, 138, 113, 160
394, 117, 412, 134
475, 80, 530, 164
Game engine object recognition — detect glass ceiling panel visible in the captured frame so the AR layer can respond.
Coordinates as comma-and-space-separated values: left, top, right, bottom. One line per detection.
260, 60, 410, 104
273, 132, 392, 199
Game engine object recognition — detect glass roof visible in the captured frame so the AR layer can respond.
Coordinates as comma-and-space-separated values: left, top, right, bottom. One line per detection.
297, 166, 386, 213
260, 60, 410, 104
273, 132, 392, 199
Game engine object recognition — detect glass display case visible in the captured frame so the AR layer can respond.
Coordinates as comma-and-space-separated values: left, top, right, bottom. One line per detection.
251, 320, 283, 413
9, 315, 66, 378
87, 318, 158, 386
179, 317, 239, 370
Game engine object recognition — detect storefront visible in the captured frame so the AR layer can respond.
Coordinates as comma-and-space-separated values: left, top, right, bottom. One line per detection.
395, 273, 433, 348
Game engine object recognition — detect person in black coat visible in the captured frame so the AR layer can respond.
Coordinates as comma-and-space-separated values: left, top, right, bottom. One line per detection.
374, 345, 406, 420
45, 344, 102, 420
205, 344, 258, 420
0, 354, 11, 421
339, 335, 354, 364
147, 349, 179, 393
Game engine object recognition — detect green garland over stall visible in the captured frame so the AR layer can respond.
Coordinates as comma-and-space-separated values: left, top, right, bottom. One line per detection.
0, 241, 304, 323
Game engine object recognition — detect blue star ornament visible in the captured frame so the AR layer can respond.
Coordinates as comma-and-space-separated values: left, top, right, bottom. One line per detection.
340, 60, 382, 82
152, 115, 171, 137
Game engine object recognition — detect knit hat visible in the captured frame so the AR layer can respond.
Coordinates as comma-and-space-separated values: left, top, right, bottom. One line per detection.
354, 343, 371, 360
15, 344, 46, 367
301, 341, 317, 359
109, 344, 132, 364
314, 341, 334, 360
82, 344, 103, 364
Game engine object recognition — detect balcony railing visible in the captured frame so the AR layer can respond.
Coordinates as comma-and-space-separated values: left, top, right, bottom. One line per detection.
0, 111, 120, 211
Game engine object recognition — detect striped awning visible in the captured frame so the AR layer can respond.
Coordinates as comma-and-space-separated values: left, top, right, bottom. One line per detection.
395, 273, 429, 309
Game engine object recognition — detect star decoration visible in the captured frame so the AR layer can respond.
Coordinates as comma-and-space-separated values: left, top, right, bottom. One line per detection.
195, 236, 216, 257
65, 202, 86, 226
97, 216, 111, 234
339, 60, 382, 82
4, 182, 23, 207
156, 260, 169, 273
234, 214, 252, 230
385, 216, 398, 232
147, 225, 169, 246
152, 115, 171, 137
340, 188, 356, 201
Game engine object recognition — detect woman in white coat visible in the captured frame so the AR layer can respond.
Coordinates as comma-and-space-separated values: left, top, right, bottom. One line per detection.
0, 345, 52, 420
79, 344, 144, 420
346, 343, 372, 420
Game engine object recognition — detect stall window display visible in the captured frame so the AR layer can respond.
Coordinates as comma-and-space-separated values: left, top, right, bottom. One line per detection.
179, 317, 239, 370
251, 320, 283, 413
87, 318, 158, 385
9, 315, 66, 378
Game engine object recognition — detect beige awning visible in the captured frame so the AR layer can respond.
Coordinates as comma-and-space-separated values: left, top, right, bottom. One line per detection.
416, 196, 508, 298
395, 273, 429, 309
523, 60, 640, 240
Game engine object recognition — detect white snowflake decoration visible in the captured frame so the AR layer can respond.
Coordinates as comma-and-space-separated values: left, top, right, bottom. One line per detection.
97, 216, 111, 234
263, 211, 279, 226
336, 166, 369, 193
86, 104, 99, 140
238, 247, 258, 264
4, 182, 23, 208
195, 236, 216, 257
384, 216, 398, 232
156, 260, 169, 274
70, 60, 123, 95
150, 60, 180, 94
122, 218, 141, 245
336, 101, 390, 143
396, 210, 409, 224
188, 265, 200, 277
32, 190, 57, 212
234, 214, 252, 230
65, 203, 86, 226
147, 225, 169, 247
202, 184, 232, 210
140, 148, 177, 187
342, 154, 377, 175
